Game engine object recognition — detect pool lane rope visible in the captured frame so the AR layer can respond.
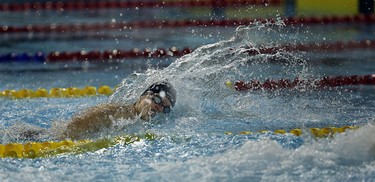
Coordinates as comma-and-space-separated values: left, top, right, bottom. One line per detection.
0, 133, 157, 159
1, 39, 375, 62
2, 14, 375, 34
0, 85, 114, 99
1, 74, 374, 99
0, 0, 281, 12
0, 126, 358, 159
226, 74, 375, 91
0, 47, 192, 63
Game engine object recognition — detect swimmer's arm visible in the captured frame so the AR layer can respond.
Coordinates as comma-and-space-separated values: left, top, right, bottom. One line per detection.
61, 103, 136, 140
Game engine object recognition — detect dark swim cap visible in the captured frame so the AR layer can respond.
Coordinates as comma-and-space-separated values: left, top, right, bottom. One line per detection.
141, 81, 177, 107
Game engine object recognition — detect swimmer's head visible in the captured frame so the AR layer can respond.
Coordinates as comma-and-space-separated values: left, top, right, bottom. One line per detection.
141, 81, 177, 108
135, 81, 177, 120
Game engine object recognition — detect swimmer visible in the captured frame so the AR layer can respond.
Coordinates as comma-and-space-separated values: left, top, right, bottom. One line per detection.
13, 81, 176, 140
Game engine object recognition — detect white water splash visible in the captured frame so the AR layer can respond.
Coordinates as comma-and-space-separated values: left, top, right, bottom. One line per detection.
150, 123, 375, 181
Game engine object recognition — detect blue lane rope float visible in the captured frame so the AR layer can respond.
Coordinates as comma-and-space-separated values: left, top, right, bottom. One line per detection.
0, 52, 45, 62
0, 86, 114, 99
0, 126, 358, 158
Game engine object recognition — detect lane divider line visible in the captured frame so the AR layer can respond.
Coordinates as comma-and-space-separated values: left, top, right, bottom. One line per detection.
2, 39, 375, 63
0, 86, 114, 99
1, 14, 375, 34
226, 74, 375, 91
0, 0, 281, 12
0, 126, 358, 158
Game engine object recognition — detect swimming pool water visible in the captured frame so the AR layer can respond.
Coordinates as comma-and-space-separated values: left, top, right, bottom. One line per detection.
1, 3, 375, 182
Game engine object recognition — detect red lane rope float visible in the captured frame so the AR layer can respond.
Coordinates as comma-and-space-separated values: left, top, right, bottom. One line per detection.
2, 14, 375, 34
229, 74, 375, 91
46, 47, 192, 62
0, 47, 192, 62
0, 19, 254, 34
245, 40, 375, 56
2, 39, 375, 62
282, 40, 375, 52
0, 0, 282, 12
47, 39, 374, 62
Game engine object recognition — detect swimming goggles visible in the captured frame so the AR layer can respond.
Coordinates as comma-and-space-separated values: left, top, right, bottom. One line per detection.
152, 95, 171, 113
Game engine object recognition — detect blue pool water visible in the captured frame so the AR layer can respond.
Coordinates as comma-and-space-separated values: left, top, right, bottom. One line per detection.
1, 4, 375, 182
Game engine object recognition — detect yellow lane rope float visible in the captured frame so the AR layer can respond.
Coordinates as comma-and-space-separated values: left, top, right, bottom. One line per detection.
225, 126, 358, 137
0, 133, 157, 159
0, 126, 358, 159
0, 85, 114, 99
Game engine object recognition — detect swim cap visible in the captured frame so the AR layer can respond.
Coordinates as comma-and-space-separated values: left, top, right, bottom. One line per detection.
141, 81, 177, 107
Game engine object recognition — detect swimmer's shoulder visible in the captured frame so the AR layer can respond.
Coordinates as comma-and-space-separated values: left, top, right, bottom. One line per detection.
96, 102, 134, 111
65, 103, 136, 139
91, 102, 137, 117
72, 102, 134, 120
